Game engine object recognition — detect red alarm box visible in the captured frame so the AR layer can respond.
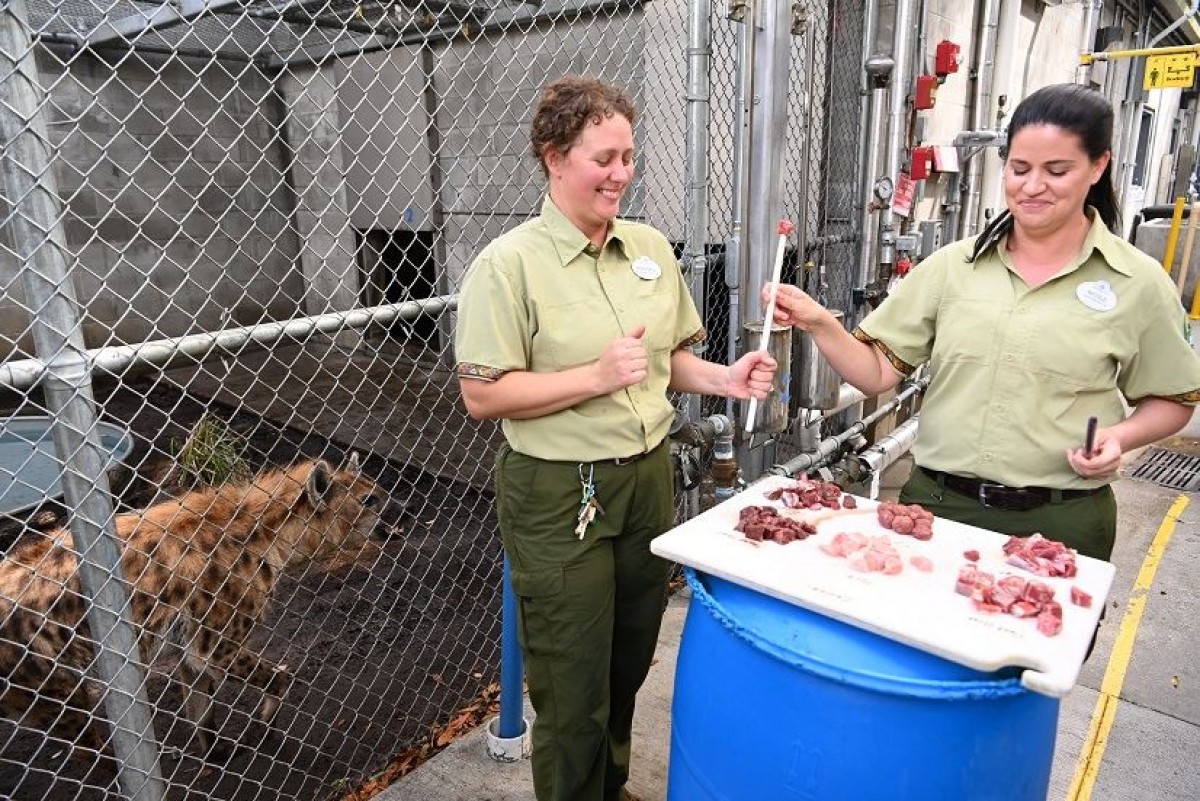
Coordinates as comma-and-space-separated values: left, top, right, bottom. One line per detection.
915, 74, 939, 110
935, 40, 960, 77
911, 146, 935, 180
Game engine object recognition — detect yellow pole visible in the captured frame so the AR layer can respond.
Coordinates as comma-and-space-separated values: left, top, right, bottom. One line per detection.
1191, 273, 1200, 319
1161, 196, 1187, 273
1177, 203, 1200, 291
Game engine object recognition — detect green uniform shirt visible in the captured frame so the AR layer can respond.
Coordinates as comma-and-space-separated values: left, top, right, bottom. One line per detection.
454, 196, 705, 462
858, 211, 1200, 490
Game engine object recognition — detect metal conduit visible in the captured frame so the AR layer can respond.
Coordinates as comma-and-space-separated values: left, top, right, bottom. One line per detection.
0, 296, 458, 392
767, 377, 929, 477
683, 0, 713, 522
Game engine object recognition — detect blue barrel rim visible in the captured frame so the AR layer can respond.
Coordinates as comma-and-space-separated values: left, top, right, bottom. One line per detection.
685, 567, 1028, 701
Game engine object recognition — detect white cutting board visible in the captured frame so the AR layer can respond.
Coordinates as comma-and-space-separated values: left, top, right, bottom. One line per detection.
651, 474, 1116, 698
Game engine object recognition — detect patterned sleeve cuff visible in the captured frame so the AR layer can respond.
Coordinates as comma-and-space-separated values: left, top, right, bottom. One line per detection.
852, 328, 917, 376
676, 328, 708, 350
1128, 389, 1200, 405
456, 363, 507, 381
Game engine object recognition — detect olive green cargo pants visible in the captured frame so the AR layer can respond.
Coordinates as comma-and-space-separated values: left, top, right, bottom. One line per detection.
900, 466, 1119, 561
495, 442, 674, 801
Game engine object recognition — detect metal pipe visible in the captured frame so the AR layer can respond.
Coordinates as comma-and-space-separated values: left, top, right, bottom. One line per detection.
850, 0, 880, 324
796, 7, 816, 266
978, 0, 1021, 223
726, 0, 757, 417
683, 0, 714, 521
961, 0, 1000, 238
857, 56, 892, 308
767, 377, 928, 477
1116, 19, 1150, 211
855, 416, 920, 476
742, 0, 794, 327
799, 382, 870, 429
1149, 0, 1200, 48
738, 0, 795, 480
1076, 0, 1104, 85
0, 3, 165, 798
0, 296, 457, 392
420, 45, 455, 366
878, 0, 918, 273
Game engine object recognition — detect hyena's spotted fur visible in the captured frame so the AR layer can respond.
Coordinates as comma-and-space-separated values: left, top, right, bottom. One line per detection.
0, 456, 383, 757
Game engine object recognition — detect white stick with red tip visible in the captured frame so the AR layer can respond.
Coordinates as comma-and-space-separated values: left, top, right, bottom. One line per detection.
745, 219, 795, 433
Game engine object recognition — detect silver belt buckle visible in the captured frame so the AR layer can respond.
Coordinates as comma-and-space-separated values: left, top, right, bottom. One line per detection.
977, 482, 1004, 508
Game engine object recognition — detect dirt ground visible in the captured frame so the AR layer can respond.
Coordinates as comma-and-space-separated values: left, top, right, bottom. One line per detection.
0, 376, 503, 800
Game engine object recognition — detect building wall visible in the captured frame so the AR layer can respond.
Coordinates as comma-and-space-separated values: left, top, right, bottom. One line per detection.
1, 49, 305, 358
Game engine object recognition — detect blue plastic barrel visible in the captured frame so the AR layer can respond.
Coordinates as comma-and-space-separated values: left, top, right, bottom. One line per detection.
670, 569, 1060, 801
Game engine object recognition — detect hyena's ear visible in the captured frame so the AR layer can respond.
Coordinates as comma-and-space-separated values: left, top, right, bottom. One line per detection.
348, 451, 361, 474
305, 460, 334, 508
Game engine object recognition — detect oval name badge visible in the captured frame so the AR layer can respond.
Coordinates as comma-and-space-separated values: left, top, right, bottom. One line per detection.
631, 256, 662, 281
1076, 280, 1117, 312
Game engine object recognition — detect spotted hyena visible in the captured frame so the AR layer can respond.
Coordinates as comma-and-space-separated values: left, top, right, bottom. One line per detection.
0, 455, 383, 758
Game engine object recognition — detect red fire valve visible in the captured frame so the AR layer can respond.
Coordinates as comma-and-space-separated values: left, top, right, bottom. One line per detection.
895, 257, 913, 277
914, 74, 939, 110
935, 40, 960, 77
910, 146, 935, 181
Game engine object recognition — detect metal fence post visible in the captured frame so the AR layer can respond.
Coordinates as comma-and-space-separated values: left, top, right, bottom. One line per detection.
0, 2, 166, 799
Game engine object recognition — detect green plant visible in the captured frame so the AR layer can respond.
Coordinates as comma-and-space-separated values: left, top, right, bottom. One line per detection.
169, 413, 250, 490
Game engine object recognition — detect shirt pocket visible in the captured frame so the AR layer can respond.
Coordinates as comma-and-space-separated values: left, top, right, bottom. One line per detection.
1025, 307, 1114, 388
629, 279, 682, 354
539, 298, 618, 369
930, 296, 1002, 367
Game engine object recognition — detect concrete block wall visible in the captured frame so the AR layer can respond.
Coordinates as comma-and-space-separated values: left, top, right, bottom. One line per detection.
1, 49, 306, 358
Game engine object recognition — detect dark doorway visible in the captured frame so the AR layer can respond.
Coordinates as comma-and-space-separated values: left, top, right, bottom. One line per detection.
356, 228, 438, 348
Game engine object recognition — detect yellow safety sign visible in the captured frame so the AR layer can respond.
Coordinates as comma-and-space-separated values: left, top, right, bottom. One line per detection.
1145, 53, 1196, 89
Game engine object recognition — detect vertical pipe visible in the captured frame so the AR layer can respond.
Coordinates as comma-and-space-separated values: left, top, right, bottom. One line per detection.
725, 1, 757, 417
737, 0, 794, 480
683, 0, 713, 520
853, 0, 882, 323
421, 45, 454, 366
961, 0, 1000, 238
741, 0, 794, 328
0, 4, 165, 799
1076, 0, 1103, 86
979, 0, 1021, 224
796, 10, 816, 268
878, 0, 918, 274
857, 58, 892, 309
1116, 19, 1149, 212
497, 554, 524, 738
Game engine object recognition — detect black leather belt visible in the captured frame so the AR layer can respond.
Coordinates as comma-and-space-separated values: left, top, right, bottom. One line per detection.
918, 467, 1105, 511
610, 440, 665, 466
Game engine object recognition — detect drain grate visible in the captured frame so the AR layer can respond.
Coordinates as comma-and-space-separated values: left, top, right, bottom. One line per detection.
1126, 446, 1200, 491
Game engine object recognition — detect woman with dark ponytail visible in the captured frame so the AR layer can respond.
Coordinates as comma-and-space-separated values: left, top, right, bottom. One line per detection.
766, 83, 1200, 562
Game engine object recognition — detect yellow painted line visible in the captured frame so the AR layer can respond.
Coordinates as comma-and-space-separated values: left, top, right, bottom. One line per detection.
1067, 494, 1188, 800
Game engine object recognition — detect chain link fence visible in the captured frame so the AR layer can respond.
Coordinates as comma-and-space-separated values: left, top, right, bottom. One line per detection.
1, 1, 864, 798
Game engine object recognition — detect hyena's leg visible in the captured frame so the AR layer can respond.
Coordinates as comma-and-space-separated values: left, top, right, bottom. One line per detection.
175, 657, 219, 755
195, 613, 291, 727
5, 653, 113, 758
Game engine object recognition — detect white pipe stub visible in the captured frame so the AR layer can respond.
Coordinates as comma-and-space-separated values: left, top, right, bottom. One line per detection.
485, 716, 531, 763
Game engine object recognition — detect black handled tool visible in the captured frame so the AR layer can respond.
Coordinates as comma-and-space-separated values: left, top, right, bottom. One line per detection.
1084, 416, 1098, 458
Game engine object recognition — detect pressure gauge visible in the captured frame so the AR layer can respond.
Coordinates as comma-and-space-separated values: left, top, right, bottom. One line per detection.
873, 176, 894, 201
